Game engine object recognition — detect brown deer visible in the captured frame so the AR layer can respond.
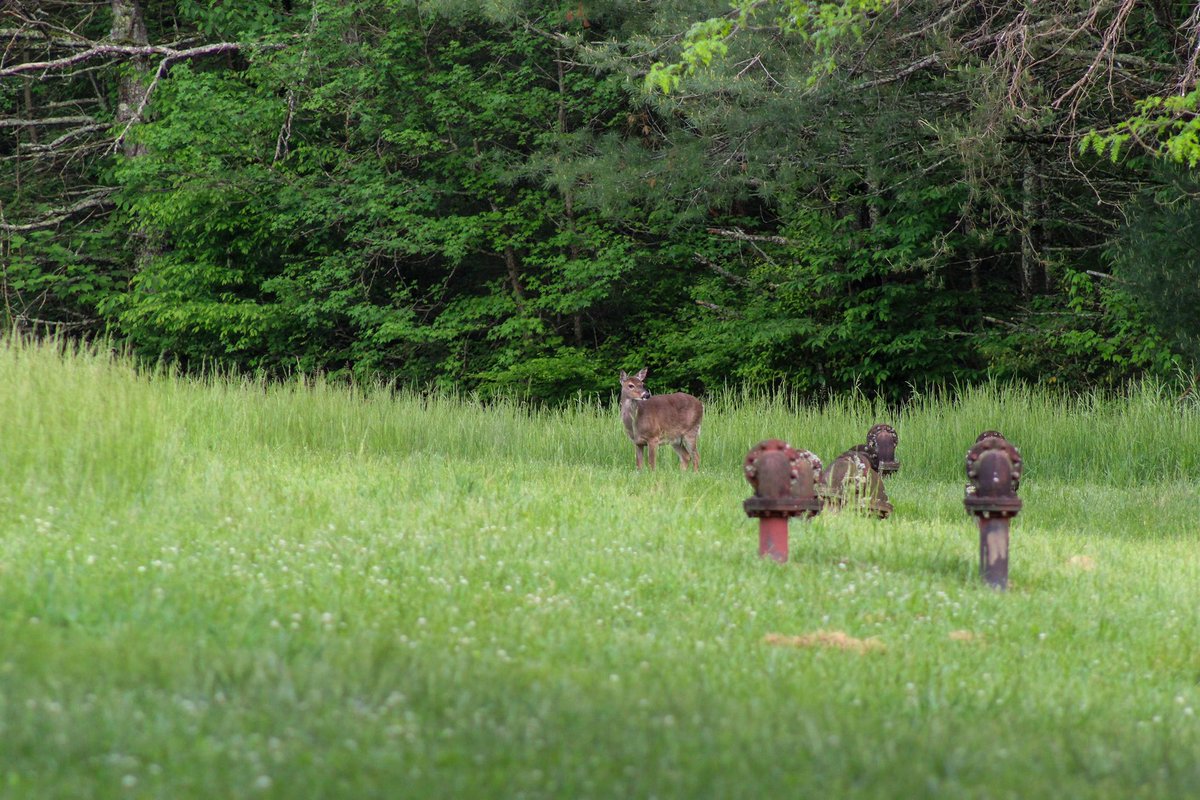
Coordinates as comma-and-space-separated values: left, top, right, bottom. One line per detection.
619, 369, 704, 470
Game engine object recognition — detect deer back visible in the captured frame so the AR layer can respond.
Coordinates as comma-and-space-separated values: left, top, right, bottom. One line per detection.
631, 392, 704, 440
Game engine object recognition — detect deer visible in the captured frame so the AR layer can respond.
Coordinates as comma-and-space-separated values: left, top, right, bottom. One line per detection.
618, 368, 704, 471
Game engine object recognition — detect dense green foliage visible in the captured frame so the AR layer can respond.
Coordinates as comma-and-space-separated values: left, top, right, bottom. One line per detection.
3, 0, 1197, 399
4, 338, 1200, 798
1105, 170, 1200, 368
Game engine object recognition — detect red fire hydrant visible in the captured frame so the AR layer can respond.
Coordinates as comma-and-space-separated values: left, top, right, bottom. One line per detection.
964, 433, 1023, 589
743, 440, 823, 562
867, 423, 900, 476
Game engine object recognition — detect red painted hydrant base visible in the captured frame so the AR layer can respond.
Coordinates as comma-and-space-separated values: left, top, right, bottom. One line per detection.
758, 517, 790, 562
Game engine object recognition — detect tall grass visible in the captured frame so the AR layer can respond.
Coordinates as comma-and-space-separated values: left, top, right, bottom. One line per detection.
6, 337, 1193, 484
2, 337, 1199, 799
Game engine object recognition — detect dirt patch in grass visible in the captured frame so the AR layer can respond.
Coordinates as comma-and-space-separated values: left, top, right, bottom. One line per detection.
764, 630, 886, 654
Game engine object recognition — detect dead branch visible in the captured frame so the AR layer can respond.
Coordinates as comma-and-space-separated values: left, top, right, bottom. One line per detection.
707, 227, 794, 246
0, 39, 279, 79
21, 123, 109, 152
694, 253, 780, 291
0, 191, 114, 232
275, 2, 320, 164
0, 28, 92, 49
982, 315, 1038, 333
0, 115, 97, 128
1084, 270, 1130, 284
1179, 2, 1200, 89
694, 299, 739, 318
1053, 0, 1138, 110
853, 53, 940, 89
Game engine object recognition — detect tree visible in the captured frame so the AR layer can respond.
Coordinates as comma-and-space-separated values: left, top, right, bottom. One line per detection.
590, 0, 1186, 388
2, 1, 1186, 398
102, 1, 657, 396
0, 0, 286, 333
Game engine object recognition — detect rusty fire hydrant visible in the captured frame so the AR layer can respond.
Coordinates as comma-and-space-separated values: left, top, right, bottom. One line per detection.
743, 440, 823, 562
964, 433, 1023, 589
819, 448, 893, 518
867, 423, 900, 476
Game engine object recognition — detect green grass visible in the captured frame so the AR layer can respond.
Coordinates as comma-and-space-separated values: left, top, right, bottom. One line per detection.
2, 338, 1199, 798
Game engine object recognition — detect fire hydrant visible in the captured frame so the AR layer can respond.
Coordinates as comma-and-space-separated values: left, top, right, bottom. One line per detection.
964, 433, 1023, 589
819, 448, 893, 518
743, 440, 823, 562
867, 423, 900, 476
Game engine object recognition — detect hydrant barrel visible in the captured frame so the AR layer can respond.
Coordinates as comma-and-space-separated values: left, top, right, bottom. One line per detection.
979, 516, 1010, 589
964, 433, 1022, 589
758, 516, 790, 562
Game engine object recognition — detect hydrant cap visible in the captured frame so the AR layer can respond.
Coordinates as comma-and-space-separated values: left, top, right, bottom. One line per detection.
867, 423, 898, 446
867, 424, 899, 473
743, 440, 823, 518
964, 435, 1023, 517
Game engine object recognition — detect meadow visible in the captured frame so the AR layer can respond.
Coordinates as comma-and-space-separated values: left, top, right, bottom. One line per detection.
2, 338, 1199, 799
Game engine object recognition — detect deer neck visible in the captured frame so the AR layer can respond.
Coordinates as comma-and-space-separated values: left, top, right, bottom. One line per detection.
621, 395, 646, 434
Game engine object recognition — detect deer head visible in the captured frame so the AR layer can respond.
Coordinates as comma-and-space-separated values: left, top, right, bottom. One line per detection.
619, 369, 651, 403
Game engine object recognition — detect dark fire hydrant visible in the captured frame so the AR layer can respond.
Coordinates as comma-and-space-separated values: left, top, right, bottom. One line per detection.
819, 448, 893, 518
964, 433, 1023, 589
743, 440, 823, 562
867, 424, 900, 476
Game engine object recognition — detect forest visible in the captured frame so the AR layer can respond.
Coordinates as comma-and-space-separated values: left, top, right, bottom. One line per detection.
3, 0, 1200, 401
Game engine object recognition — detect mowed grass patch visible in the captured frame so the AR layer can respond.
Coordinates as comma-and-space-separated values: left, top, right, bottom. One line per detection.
1, 339, 1199, 799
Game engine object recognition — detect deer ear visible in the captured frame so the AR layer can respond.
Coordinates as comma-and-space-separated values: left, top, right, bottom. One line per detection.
635, 368, 648, 381
620, 371, 628, 381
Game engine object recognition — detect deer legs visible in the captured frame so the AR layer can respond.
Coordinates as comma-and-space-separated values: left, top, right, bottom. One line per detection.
671, 437, 700, 471
636, 440, 660, 470
635, 437, 700, 472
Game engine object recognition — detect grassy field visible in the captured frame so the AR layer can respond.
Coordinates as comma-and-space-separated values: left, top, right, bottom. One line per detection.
2, 338, 1199, 799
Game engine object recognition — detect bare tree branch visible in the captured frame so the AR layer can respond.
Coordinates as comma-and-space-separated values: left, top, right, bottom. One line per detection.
694, 299, 739, 318
0, 40, 262, 78
853, 53, 940, 89
694, 253, 780, 291
0, 115, 96, 128
706, 227, 794, 246
0, 191, 114, 232
694, 253, 752, 287
1053, 0, 1138, 110
0, 28, 92, 48
21, 123, 109, 152
1085, 269, 1130, 284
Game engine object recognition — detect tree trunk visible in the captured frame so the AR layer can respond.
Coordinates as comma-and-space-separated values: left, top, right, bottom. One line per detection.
1020, 151, 1040, 299
111, 0, 156, 270
503, 244, 525, 311
111, 0, 149, 157
866, 159, 882, 230
558, 51, 584, 346
965, 210, 981, 295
